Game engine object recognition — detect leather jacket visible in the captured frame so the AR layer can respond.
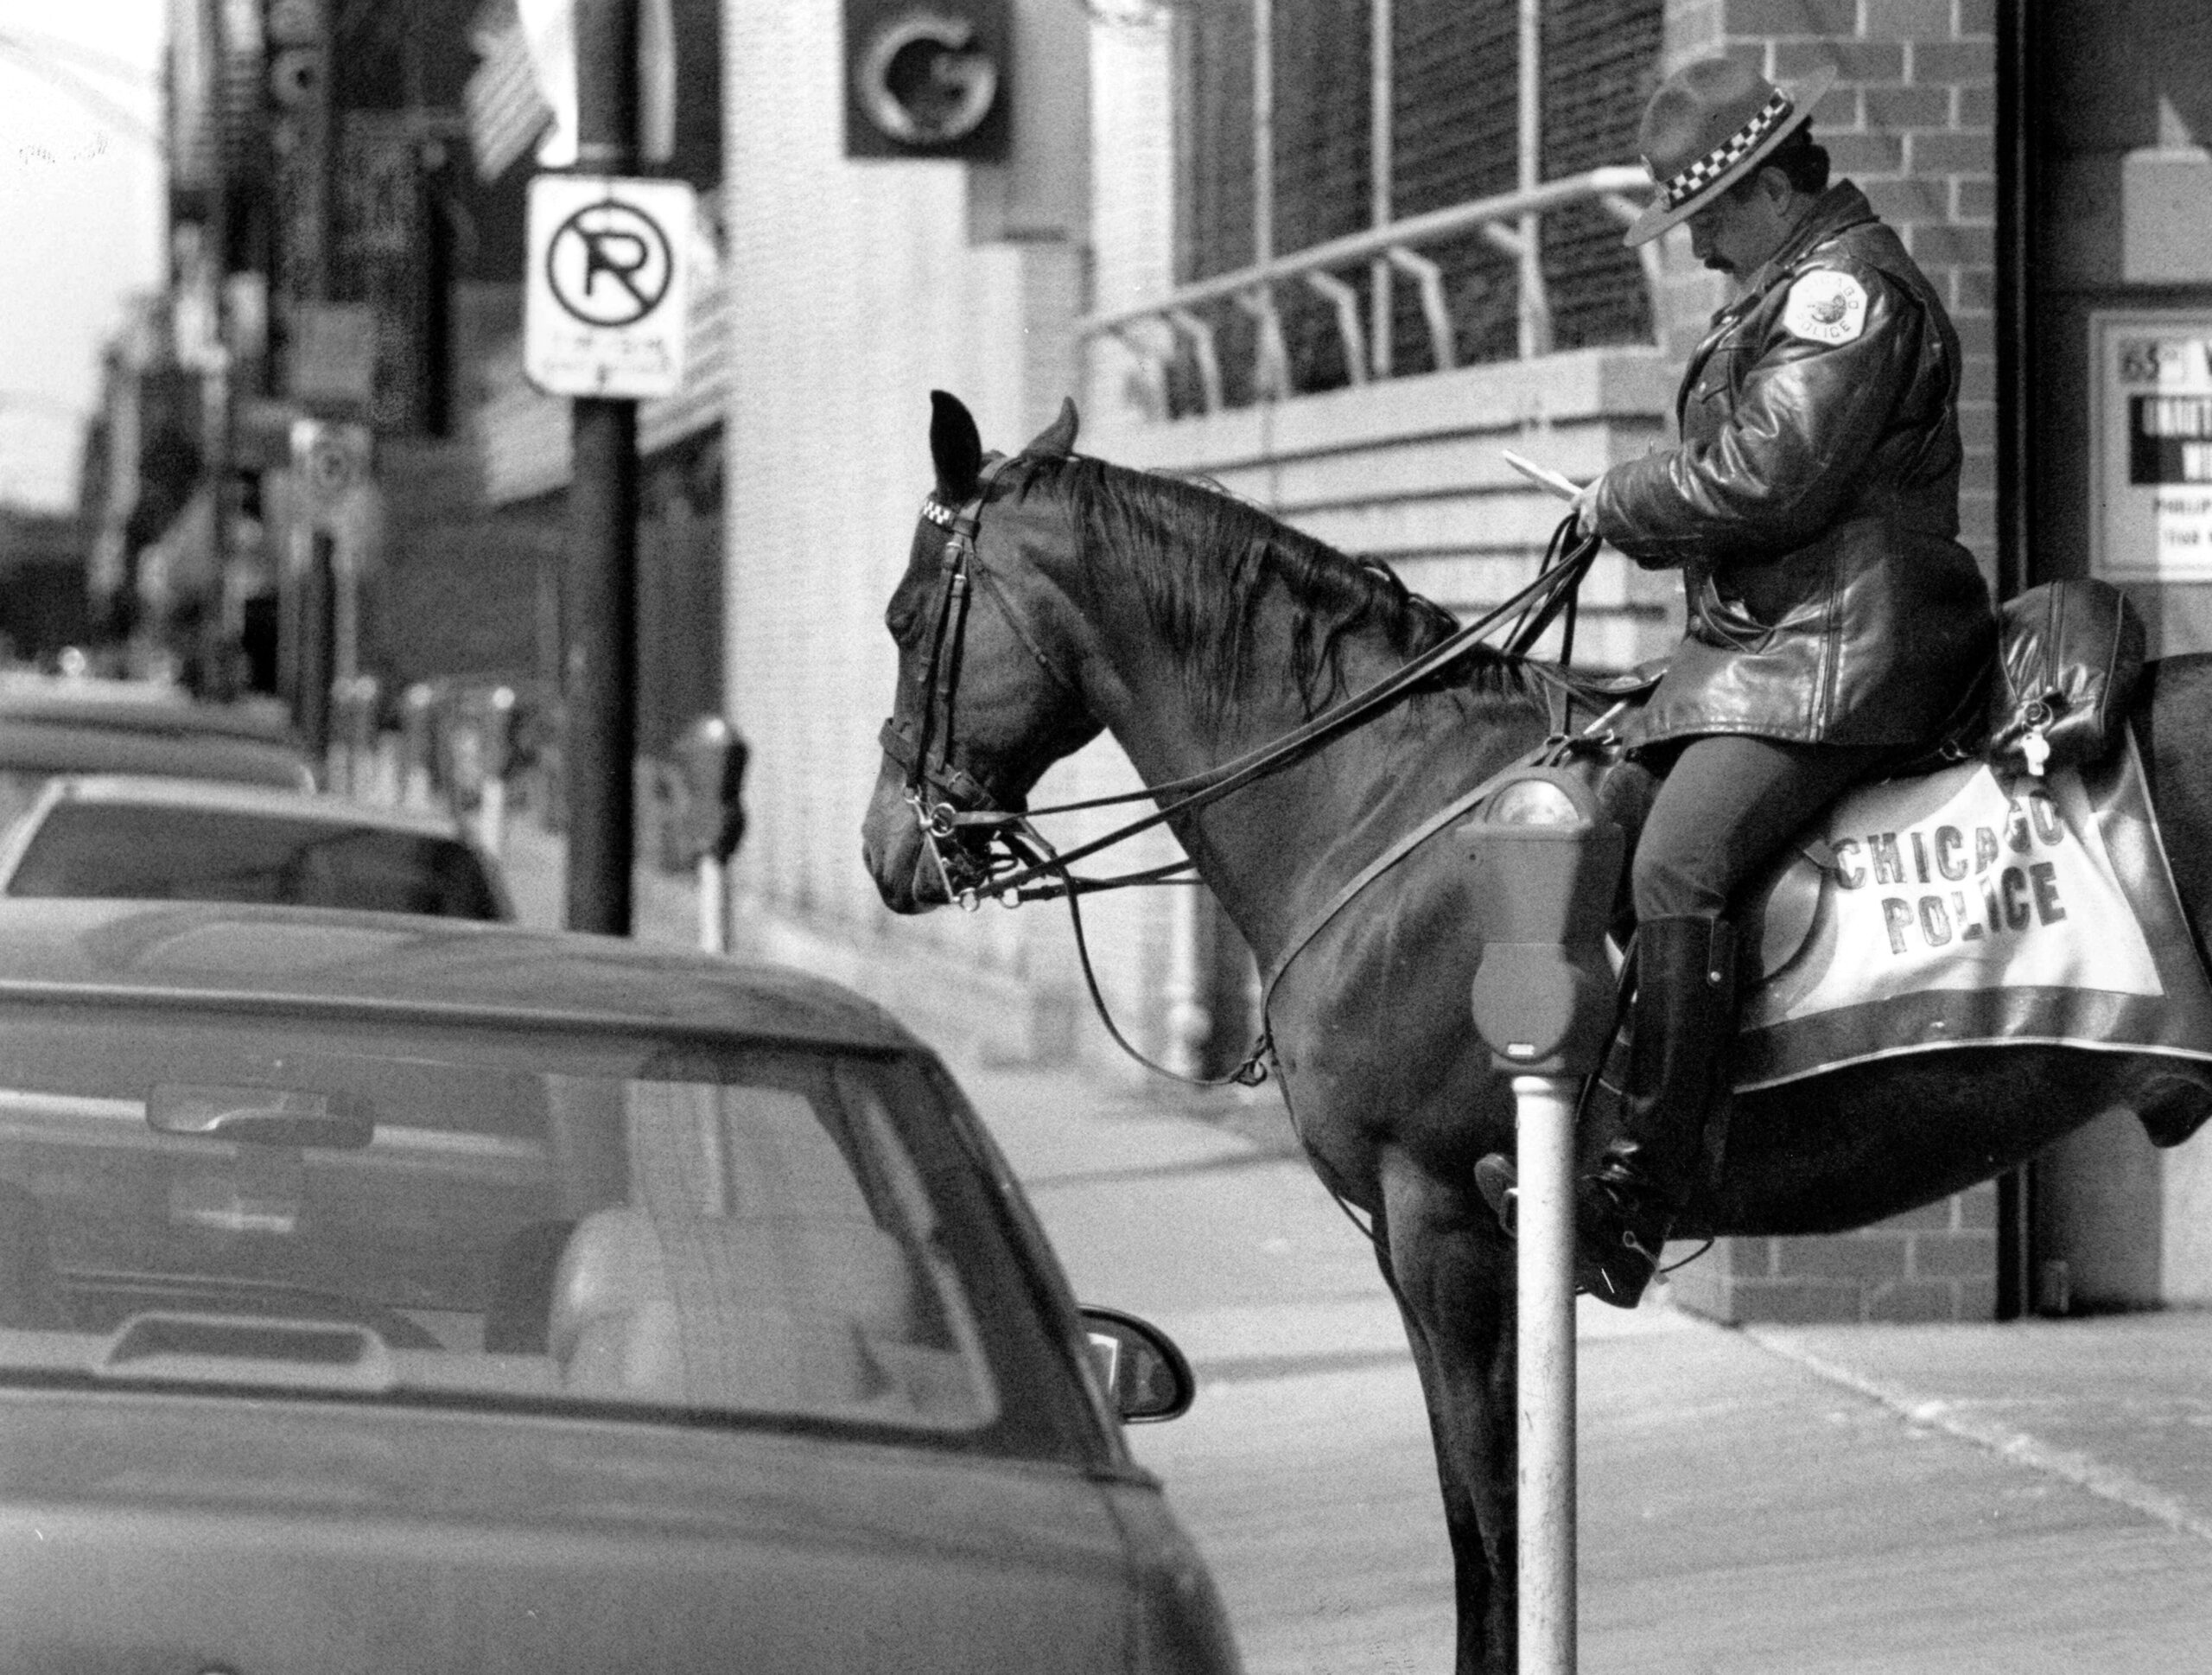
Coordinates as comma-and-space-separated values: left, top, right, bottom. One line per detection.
1592, 182, 1995, 750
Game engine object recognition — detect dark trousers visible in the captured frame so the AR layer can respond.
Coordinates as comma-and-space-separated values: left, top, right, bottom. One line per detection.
1632, 734, 1891, 921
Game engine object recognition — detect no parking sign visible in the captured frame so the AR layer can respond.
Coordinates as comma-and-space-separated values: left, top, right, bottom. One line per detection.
524, 175, 696, 399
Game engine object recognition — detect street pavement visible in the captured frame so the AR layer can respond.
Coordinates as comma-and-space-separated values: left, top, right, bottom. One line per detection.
500, 821, 2212, 1674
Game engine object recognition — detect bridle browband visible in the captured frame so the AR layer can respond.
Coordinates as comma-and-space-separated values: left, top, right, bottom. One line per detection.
879, 450, 1608, 1086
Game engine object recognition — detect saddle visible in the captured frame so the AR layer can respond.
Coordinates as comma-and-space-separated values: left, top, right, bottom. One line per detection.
1586, 580, 2212, 1146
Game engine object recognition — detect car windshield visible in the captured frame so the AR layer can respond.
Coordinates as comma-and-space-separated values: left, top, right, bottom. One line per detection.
6, 804, 505, 920
0, 1009, 1027, 1446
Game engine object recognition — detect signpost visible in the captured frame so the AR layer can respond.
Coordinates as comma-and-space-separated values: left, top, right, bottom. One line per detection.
1461, 770, 1624, 1675
535, 0, 664, 936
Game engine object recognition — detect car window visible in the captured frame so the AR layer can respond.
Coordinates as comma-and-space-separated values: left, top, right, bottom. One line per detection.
0, 1012, 1079, 1452
6, 805, 505, 920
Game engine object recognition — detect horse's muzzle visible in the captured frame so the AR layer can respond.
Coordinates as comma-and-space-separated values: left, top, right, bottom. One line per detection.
861, 767, 946, 914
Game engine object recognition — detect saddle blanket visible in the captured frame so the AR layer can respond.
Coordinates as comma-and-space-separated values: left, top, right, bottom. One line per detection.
1733, 735, 2212, 1091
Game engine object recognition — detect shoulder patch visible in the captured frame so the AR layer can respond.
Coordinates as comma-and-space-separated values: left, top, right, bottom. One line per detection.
1782, 269, 1868, 347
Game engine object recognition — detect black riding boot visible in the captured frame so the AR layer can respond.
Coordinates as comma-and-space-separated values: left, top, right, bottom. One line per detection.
1578, 914, 1737, 1306
1475, 914, 1738, 1309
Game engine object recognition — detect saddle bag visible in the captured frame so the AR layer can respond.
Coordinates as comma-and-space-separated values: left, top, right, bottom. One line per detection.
1987, 579, 2145, 777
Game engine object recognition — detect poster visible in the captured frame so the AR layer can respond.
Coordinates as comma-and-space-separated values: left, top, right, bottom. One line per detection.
2093, 311, 2212, 580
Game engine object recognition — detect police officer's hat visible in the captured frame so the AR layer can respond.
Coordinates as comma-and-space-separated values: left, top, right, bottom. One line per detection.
1624, 57, 1835, 248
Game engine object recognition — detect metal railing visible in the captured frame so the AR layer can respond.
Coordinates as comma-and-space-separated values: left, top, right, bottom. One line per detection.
1079, 164, 1663, 415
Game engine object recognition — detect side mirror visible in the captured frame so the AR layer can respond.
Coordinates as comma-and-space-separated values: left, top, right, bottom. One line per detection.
1080, 1305, 1194, 1423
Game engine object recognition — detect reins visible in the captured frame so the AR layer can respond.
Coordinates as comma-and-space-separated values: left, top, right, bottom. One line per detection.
884, 455, 1608, 1088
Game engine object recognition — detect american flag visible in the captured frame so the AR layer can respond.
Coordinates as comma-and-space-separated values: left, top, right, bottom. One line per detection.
464, 0, 551, 184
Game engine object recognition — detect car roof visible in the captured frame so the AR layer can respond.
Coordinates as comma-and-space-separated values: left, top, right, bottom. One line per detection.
0, 678, 302, 745
0, 899, 921, 1052
0, 722, 315, 787
39, 775, 469, 838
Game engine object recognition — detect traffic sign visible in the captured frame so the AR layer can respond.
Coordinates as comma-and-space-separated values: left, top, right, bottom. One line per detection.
524, 175, 695, 399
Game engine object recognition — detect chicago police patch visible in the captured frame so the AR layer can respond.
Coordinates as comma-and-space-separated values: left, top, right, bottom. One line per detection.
1782, 269, 1868, 346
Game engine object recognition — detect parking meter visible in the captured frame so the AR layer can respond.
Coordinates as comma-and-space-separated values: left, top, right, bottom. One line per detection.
673, 715, 749, 865
1460, 769, 1623, 1076
1457, 766, 1624, 1675
327, 675, 379, 797
399, 684, 437, 810
673, 716, 750, 953
481, 686, 519, 780
443, 699, 486, 809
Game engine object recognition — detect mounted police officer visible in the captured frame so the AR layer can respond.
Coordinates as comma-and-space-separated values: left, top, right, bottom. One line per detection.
1478, 57, 1996, 1306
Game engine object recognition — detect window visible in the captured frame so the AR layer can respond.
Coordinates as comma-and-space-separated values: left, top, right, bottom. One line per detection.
0, 1014, 1069, 1449
1171, 0, 1661, 411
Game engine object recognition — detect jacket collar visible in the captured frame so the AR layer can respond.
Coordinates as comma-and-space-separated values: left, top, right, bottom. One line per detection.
1678, 182, 1880, 411
1739, 181, 1878, 299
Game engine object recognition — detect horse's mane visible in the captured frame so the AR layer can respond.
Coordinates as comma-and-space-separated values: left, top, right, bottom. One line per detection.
1027, 453, 1536, 723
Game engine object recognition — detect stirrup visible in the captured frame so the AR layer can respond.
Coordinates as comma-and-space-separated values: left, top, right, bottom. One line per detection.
1472, 1154, 1668, 1309
1473, 1154, 1518, 1236
1587, 1226, 1665, 1309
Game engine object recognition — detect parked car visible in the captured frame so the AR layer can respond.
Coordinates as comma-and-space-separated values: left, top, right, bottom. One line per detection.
0, 775, 512, 920
0, 675, 315, 828
0, 899, 1236, 1674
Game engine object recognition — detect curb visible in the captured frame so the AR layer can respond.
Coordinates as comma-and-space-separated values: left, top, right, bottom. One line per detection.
1742, 1324, 2212, 1546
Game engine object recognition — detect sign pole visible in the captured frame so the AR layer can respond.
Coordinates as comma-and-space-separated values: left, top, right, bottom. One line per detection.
563, 0, 642, 934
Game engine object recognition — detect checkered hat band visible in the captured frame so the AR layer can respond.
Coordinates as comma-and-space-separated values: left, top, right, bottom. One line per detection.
1658, 91, 1793, 208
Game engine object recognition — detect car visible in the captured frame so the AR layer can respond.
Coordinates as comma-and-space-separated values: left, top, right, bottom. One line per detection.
0, 674, 316, 828
0, 898, 1238, 1674
0, 774, 514, 920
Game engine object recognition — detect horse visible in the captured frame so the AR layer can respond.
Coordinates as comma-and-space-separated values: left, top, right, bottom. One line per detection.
860, 392, 2212, 1673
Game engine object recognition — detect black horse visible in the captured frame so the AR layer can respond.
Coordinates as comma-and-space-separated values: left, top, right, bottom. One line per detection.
861, 392, 2212, 1673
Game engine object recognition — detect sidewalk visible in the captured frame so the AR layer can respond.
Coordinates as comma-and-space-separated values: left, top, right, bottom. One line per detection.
496, 811, 704, 950
495, 826, 2212, 1669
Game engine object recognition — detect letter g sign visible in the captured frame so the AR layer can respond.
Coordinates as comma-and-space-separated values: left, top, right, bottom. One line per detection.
844, 1, 1012, 161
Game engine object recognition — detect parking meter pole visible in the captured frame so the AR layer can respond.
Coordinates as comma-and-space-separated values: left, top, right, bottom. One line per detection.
326, 678, 353, 794
1512, 1072, 1578, 1675
478, 686, 518, 861
347, 676, 379, 799
563, 0, 641, 936
697, 855, 728, 954
400, 684, 436, 810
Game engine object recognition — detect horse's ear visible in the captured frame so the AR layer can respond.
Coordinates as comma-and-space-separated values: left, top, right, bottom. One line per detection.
929, 391, 984, 501
1022, 397, 1079, 460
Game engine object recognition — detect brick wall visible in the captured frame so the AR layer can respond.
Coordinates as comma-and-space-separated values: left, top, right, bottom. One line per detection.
1657, 0, 2000, 1325
1664, 1182, 1999, 1322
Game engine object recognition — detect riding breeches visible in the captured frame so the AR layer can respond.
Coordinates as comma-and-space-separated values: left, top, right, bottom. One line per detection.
1632, 734, 1891, 921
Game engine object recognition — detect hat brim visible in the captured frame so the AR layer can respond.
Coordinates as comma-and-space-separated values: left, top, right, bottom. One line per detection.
1623, 65, 1836, 248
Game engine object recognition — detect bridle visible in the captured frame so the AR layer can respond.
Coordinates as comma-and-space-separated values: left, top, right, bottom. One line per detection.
876, 455, 1026, 910
876, 449, 1612, 1085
